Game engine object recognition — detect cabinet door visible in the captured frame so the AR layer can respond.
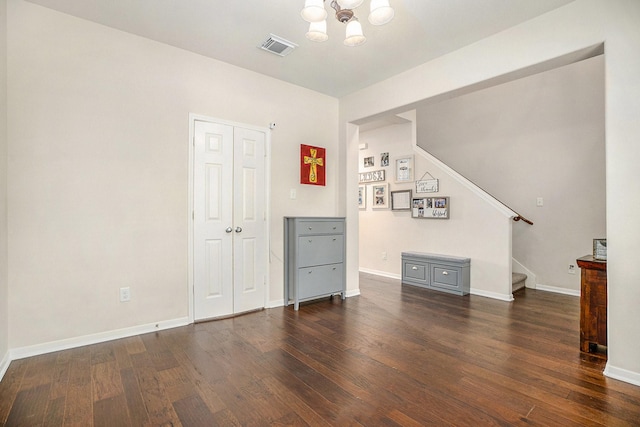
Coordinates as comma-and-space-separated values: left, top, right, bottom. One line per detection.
297, 235, 344, 267
298, 264, 344, 299
431, 265, 461, 291
404, 261, 427, 282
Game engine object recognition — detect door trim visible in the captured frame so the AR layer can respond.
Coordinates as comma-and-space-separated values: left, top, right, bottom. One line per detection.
188, 113, 271, 323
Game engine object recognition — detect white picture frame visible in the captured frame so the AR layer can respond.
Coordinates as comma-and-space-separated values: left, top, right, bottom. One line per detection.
358, 185, 366, 209
371, 183, 389, 209
394, 155, 414, 183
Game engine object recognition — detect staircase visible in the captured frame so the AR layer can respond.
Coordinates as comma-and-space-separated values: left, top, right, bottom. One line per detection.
512, 272, 527, 292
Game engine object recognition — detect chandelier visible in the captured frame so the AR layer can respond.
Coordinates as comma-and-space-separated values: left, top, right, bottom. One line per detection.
301, 0, 395, 47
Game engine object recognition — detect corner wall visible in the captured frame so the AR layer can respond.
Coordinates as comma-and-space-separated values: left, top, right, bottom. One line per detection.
0, 0, 9, 377
341, 0, 640, 385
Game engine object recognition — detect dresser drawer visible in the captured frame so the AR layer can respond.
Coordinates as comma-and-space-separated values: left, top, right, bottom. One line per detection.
297, 220, 344, 235
297, 263, 344, 300
404, 261, 427, 282
431, 265, 461, 290
298, 235, 344, 267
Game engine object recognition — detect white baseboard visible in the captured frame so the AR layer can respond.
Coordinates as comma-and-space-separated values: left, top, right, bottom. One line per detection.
535, 284, 580, 297
10, 317, 190, 361
470, 288, 514, 302
0, 349, 10, 383
604, 363, 640, 387
345, 288, 361, 298
266, 299, 285, 309
361, 269, 515, 302
359, 267, 401, 280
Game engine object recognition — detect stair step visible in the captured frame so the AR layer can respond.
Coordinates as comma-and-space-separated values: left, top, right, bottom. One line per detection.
512, 273, 527, 292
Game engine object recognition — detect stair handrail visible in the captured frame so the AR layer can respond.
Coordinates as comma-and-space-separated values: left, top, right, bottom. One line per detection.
412, 145, 534, 226
513, 214, 534, 225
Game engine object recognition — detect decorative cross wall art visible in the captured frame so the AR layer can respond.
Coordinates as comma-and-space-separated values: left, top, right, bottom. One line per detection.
300, 144, 326, 186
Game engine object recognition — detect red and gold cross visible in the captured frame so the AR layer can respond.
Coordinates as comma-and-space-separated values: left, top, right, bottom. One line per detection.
300, 144, 326, 186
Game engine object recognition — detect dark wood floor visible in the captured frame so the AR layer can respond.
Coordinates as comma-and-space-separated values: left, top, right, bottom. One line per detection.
2, 273, 640, 426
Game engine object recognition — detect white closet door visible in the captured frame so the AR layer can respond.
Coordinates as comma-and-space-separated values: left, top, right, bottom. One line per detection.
232, 127, 266, 313
193, 120, 267, 320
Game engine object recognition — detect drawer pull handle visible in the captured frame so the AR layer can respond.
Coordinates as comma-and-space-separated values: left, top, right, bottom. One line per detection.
308, 239, 313, 243
332, 226, 337, 230
333, 238, 337, 241
308, 227, 313, 230
442, 271, 449, 275
308, 271, 313, 274
412, 266, 418, 270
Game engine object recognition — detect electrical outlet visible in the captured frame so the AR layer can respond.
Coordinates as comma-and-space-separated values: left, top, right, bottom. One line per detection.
119, 287, 131, 302
536, 197, 544, 207
568, 264, 576, 275
382, 251, 387, 260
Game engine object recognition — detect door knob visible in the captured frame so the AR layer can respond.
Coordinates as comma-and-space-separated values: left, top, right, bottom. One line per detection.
225, 227, 233, 233
235, 227, 243, 233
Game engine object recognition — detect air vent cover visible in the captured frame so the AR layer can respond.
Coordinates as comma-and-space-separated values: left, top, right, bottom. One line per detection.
260, 34, 298, 57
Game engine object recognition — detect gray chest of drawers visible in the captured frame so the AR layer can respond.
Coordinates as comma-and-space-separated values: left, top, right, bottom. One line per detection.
284, 217, 346, 310
401, 252, 470, 296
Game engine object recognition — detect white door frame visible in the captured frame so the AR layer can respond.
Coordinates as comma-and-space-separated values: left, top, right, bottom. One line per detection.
188, 113, 271, 323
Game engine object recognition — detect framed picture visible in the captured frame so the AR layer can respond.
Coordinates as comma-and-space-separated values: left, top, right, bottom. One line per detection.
411, 196, 449, 219
363, 156, 375, 168
380, 152, 389, 167
593, 238, 607, 260
371, 183, 389, 209
358, 185, 366, 209
391, 189, 412, 211
394, 155, 414, 183
300, 144, 326, 186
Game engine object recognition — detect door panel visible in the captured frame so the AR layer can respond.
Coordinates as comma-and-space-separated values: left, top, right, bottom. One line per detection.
194, 121, 234, 319
205, 239, 223, 297
233, 127, 266, 313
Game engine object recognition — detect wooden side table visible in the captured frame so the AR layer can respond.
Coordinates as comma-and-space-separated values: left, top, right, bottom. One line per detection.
576, 255, 607, 358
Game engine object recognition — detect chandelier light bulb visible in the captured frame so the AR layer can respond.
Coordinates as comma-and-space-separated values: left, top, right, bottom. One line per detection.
369, 0, 394, 25
301, 0, 327, 23
306, 20, 329, 42
337, 0, 364, 9
344, 18, 366, 46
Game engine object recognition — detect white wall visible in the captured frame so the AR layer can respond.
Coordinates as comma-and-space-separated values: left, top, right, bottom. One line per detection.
358, 122, 513, 300
0, 0, 9, 372
6, 0, 339, 350
416, 56, 606, 293
341, 0, 640, 385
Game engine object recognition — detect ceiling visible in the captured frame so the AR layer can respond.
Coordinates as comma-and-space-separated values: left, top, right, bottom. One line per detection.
25, 0, 575, 98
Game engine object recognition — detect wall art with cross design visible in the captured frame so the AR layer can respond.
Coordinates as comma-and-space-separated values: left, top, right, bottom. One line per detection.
300, 144, 326, 186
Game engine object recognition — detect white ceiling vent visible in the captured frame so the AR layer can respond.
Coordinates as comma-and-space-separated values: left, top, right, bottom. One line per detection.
259, 34, 298, 57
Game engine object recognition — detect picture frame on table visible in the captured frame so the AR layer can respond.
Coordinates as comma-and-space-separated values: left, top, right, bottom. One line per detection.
593, 238, 607, 260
